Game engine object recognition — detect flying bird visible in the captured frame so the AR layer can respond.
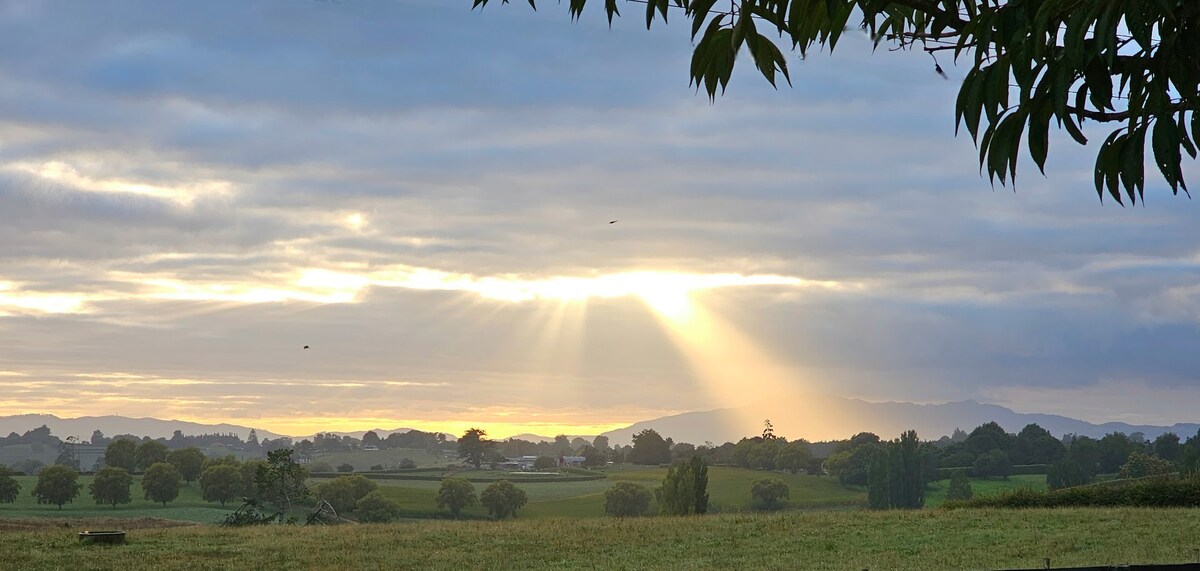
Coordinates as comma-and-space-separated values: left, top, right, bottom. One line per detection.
303, 345, 310, 350
609, 220, 618, 224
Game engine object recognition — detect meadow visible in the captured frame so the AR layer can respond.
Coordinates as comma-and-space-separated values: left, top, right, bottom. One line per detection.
5, 508, 1200, 570
0, 468, 1052, 523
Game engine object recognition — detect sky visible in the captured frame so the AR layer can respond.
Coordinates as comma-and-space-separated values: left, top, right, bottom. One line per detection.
0, 0, 1197, 439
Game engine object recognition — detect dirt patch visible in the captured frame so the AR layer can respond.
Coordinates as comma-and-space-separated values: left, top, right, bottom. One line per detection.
0, 517, 198, 531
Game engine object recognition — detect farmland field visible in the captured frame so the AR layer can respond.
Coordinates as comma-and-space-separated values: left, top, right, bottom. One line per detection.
0, 476, 231, 524
4, 508, 1199, 570
310, 448, 450, 470
924, 474, 1048, 508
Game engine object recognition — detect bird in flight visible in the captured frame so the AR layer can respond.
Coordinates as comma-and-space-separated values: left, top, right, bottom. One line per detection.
609, 220, 617, 224
303, 345, 310, 350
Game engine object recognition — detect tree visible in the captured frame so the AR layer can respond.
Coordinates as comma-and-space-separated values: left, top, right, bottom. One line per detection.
1066, 435, 1101, 477
581, 445, 607, 467
362, 431, 381, 448
252, 449, 310, 520
166, 447, 206, 485
656, 456, 709, 515
1097, 432, 1139, 474
946, 469, 973, 501
629, 429, 672, 465
142, 462, 181, 506
972, 449, 1013, 480
475, 0, 1200, 204
750, 478, 790, 510
104, 439, 137, 473
965, 422, 1014, 458
1118, 451, 1174, 479
1152, 433, 1182, 463
533, 456, 558, 471
315, 475, 376, 514
867, 451, 891, 510
355, 491, 402, 523
89, 467, 133, 509
592, 435, 610, 451
434, 477, 475, 518
0, 464, 20, 504
31, 465, 79, 509
1016, 423, 1066, 465
604, 482, 652, 517
457, 428, 494, 469
889, 430, 925, 509
480, 480, 527, 520
336, 463, 355, 473
200, 464, 243, 506
309, 461, 333, 473
135, 440, 169, 471
436, 477, 478, 518
776, 440, 813, 474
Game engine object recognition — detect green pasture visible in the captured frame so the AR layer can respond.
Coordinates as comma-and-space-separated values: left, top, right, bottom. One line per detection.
5, 508, 1200, 570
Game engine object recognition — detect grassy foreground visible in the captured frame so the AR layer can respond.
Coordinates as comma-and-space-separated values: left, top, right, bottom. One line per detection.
6, 508, 1200, 570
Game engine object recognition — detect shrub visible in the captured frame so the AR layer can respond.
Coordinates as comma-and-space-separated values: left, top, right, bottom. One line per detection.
1118, 452, 1174, 479
480, 480, 527, 520
945, 475, 1200, 509
1047, 458, 1092, 490
533, 456, 558, 471
604, 482, 652, 517
355, 491, 402, 523
750, 478, 790, 510
337, 463, 355, 473
309, 462, 333, 473
316, 475, 378, 514
945, 469, 972, 501
397, 458, 417, 469
972, 449, 1012, 480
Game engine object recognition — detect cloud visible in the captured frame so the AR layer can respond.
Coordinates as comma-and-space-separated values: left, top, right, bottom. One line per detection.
0, 0, 1196, 435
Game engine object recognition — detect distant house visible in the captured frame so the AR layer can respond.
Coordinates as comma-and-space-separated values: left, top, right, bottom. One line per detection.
500, 456, 540, 471
560, 455, 586, 468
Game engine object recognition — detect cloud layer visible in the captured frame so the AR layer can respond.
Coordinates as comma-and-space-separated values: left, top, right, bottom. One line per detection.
0, 0, 1197, 437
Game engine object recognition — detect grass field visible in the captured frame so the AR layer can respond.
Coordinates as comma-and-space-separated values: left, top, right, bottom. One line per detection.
5, 508, 1199, 570
925, 474, 1048, 508
0, 476, 231, 524
310, 448, 451, 470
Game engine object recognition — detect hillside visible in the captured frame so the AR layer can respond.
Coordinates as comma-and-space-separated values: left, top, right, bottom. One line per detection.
0, 414, 286, 441
599, 396, 1200, 445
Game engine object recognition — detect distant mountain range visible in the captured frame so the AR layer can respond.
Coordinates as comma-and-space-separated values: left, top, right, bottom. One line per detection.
4, 397, 1197, 448
597, 396, 1200, 445
0, 414, 286, 442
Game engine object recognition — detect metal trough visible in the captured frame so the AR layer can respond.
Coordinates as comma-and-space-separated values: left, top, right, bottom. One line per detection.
78, 530, 126, 545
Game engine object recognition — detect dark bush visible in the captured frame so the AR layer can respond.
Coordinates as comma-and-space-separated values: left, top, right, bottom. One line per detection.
944, 475, 1200, 509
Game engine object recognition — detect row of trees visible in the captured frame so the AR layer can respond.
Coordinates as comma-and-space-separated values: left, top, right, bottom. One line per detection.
0, 462, 185, 510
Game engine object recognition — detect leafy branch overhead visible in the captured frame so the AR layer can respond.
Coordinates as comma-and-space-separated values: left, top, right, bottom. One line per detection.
472, 0, 1200, 205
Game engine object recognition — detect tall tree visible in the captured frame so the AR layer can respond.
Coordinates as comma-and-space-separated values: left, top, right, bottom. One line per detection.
946, 469, 973, 501
474, 0, 1200, 204
656, 456, 709, 515
1152, 433, 1182, 463
629, 429, 672, 465
89, 467, 133, 509
457, 428, 494, 469
362, 431, 382, 448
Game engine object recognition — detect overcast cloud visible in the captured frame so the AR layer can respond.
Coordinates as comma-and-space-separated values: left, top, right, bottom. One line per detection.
0, 0, 1197, 438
